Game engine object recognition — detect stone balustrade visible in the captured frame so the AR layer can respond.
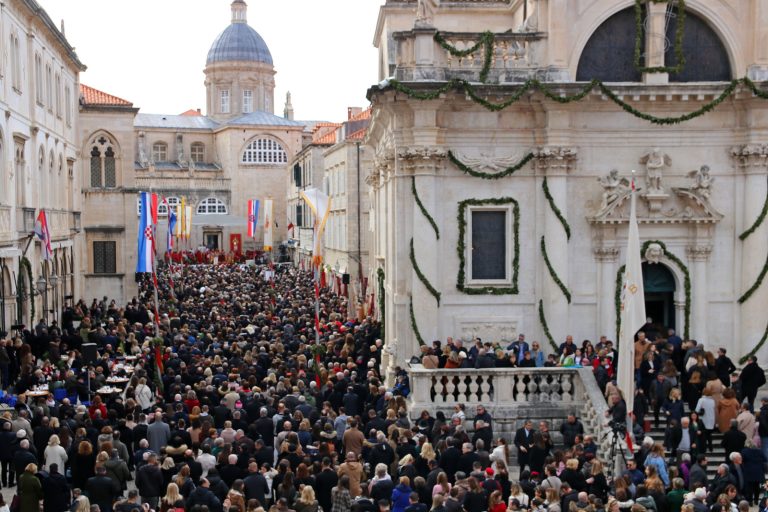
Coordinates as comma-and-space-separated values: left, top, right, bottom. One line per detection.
407, 366, 617, 461
134, 176, 231, 192
0, 206, 10, 242
393, 29, 545, 84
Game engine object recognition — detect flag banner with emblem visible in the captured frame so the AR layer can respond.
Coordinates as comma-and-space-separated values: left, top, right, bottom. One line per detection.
136, 192, 154, 273
247, 199, 260, 238
165, 198, 177, 253
34, 210, 53, 261
185, 205, 192, 240
618, 178, 646, 422
175, 197, 185, 238
300, 188, 332, 267
263, 199, 273, 251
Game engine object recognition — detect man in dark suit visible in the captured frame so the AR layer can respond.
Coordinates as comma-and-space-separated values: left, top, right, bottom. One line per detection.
438, 438, 461, 481
243, 462, 269, 506
688, 454, 709, 490
85, 465, 121, 512
514, 420, 535, 472
315, 457, 339, 512
457, 442, 479, 476
723, 420, 747, 460
739, 356, 766, 410
40, 464, 71, 512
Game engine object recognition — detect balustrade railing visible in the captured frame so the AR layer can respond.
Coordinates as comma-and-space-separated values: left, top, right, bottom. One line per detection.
134, 176, 231, 191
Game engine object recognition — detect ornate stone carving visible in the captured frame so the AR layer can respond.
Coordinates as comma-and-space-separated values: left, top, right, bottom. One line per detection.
454, 318, 519, 343
685, 165, 713, 200
596, 169, 631, 217
415, 0, 438, 27
640, 148, 671, 194
138, 131, 149, 167
397, 145, 447, 161
533, 146, 578, 173
451, 150, 530, 173
593, 247, 619, 262
644, 243, 664, 264
730, 144, 768, 170
686, 245, 712, 261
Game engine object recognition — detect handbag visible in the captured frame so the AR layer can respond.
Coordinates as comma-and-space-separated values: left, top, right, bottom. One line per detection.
9, 495, 19, 512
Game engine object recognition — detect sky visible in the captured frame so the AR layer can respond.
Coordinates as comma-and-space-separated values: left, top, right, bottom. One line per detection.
37, 0, 383, 122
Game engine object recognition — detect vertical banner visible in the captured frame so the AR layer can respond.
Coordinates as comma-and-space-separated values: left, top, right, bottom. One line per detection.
185, 205, 192, 241
263, 199, 273, 251
247, 199, 260, 238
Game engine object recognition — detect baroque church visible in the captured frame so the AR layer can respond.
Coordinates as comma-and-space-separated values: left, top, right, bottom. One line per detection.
367, 0, 768, 372
80, 0, 306, 302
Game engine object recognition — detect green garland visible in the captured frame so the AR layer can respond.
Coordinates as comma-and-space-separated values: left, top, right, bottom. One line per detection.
377, 267, 385, 338
411, 177, 440, 239
409, 297, 427, 346
738, 252, 768, 304
739, 176, 768, 240
542, 177, 571, 240
614, 240, 691, 341
448, 150, 535, 179
739, 321, 768, 364
385, 76, 765, 126
410, 238, 441, 306
541, 236, 571, 303
538, 299, 558, 352
456, 197, 520, 295
434, 31, 495, 83
17, 257, 34, 325
633, 0, 687, 74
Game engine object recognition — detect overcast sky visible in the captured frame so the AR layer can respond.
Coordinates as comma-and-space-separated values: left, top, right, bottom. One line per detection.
37, 0, 384, 122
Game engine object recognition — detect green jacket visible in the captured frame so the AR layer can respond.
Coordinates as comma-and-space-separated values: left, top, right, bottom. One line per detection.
667, 489, 686, 512
18, 472, 43, 512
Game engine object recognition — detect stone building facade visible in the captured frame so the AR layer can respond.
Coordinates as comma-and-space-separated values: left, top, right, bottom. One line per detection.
0, 0, 85, 332
367, 0, 768, 371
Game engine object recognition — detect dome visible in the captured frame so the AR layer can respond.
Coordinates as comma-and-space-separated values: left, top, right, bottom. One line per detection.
206, 1, 273, 66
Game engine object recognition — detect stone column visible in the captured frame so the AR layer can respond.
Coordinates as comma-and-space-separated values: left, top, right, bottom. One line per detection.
643, 1, 669, 84
535, 147, 577, 342
687, 246, 712, 344
595, 248, 619, 340
732, 145, 768, 356
748, 1, 768, 80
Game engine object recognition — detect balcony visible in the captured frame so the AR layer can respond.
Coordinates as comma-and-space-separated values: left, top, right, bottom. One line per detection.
406, 366, 615, 458
392, 29, 545, 84
134, 175, 231, 193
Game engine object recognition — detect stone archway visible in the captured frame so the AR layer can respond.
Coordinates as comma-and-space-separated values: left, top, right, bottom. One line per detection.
642, 261, 676, 336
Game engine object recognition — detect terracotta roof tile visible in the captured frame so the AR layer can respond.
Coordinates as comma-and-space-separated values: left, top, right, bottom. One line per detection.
313, 131, 337, 145
349, 107, 372, 122
79, 84, 133, 107
179, 109, 203, 116
348, 127, 367, 141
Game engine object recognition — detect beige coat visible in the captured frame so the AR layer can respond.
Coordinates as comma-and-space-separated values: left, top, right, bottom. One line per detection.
717, 397, 740, 433
337, 461, 365, 497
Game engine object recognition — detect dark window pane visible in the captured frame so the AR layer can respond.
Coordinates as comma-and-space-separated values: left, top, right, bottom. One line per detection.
577, 7, 642, 82
93, 241, 116, 274
471, 211, 506, 280
666, 7, 731, 82
90, 147, 101, 188
104, 147, 116, 188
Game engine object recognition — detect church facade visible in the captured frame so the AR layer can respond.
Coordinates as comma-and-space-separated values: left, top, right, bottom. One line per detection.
367, 0, 768, 370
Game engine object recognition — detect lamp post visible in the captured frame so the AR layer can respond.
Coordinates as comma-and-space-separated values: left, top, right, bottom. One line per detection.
49, 273, 59, 324
36, 275, 47, 324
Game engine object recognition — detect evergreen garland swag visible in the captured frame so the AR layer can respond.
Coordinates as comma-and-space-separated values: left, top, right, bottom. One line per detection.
433, 31, 495, 83
411, 177, 440, 239
409, 297, 427, 346
739, 176, 768, 241
739, 321, 768, 364
456, 197, 520, 295
540, 236, 571, 303
538, 299, 558, 352
448, 150, 535, 180
633, 0, 687, 74
410, 238, 441, 306
377, 268, 385, 338
542, 177, 571, 240
614, 240, 691, 341
738, 252, 768, 304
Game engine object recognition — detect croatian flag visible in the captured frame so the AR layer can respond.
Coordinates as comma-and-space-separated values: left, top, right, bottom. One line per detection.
136, 192, 154, 273
247, 199, 260, 238
34, 210, 53, 261
165, 199, 177, 253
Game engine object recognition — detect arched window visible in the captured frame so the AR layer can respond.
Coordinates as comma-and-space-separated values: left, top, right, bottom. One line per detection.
197, 197, 228, 215
88, 133, 119, 189
665, 7, 731, 82
577, 7, 641, 82
190, 142, 205, 163
90, 146, 102, 187
136, 196, 181, 217
152, 142, 168, 162
104, 147, 116, 187
242, 138, 287, 165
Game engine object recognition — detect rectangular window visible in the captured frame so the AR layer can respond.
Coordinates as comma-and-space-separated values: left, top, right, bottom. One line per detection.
190, 144, 204, 163
55, 73, 61, 117
35, 55, 42, 104
46, 64, 52, 108
242, 90, 253, 113
93, 241, 116, 274
470, 210, 507, 281
65, 85, 72, 126
220, 89, 230, 114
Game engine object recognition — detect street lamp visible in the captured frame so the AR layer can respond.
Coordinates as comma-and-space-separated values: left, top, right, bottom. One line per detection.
49, 273, 59, 323
36, 275, 47, 324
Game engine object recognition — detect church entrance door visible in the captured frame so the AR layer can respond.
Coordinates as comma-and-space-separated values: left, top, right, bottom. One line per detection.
642, 262, 676, 332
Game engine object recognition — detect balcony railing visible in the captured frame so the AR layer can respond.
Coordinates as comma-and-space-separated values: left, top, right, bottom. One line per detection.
134, 176, 231, 192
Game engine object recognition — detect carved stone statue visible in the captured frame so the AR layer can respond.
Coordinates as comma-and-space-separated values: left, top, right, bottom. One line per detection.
453, 150, 529, 173
415, 0, 438, 27
176, 133, 185, 163
138, 131, 148, 166
689, 165, 713, 199
640, 148, 671, 194
597, 169, 630, 212
644, 243, 664, 264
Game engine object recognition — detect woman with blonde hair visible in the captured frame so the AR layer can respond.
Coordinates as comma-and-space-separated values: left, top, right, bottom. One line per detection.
135, 376, 153, 412
43, 434, 68, 473
72, 496, 91, 512
294, 485, 319, 512
18, 463, 42, 512
160, 482, 185, 512
227, 479, 247, 512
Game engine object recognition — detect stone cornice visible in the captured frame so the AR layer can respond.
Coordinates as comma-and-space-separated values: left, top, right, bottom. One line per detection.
731, 144, 768, 171
533, 146, 578, 175
397, 145, 447, 173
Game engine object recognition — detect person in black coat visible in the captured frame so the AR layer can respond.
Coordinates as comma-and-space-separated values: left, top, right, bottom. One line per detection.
723, 420, 747, 459
0, 422, 17, 487
438, 439, 461, 481
739, 357, 766, 410
315, 458, 339, 512
715, 349, 737, 387
243, 462, 270, 505
559, 459, 587, 492
186, 478, 223, 512
513, 421, 535, 473
41, 464, 71, 512
528, 433, 550, 476
85, 465, 121, 512
12, 440, 37, 479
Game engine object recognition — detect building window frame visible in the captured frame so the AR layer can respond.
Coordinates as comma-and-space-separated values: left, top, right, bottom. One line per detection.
220, 89, 230, 114
242, 89, 253, 113
196, 197, 228, 215
152, 142, 168, 162
190, 142, 205, 163
241, 138, 287, 165
93, 241, 117, 274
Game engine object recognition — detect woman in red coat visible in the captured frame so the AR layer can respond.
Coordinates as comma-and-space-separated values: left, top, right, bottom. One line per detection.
88, 395, 107, 420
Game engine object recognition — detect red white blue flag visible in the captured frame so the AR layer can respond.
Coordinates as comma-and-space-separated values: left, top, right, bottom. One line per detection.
34, 210, 52, 261
137, 192, 154, 273
247, 199, 260, 238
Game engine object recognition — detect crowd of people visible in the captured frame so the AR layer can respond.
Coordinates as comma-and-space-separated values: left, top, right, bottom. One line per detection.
0, 262, 767, 512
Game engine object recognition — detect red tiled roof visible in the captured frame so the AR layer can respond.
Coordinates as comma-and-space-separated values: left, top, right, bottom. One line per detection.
312, 123, 341, 145
79, 84, 132, 107
180, 109, 203, 116
349, 107, 372, 122
314, 131, 337, 145
348, 127, 367, 141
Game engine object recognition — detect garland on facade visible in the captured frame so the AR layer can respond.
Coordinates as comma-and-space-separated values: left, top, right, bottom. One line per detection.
456, 197, 520, 295
538, 299, 558, 352
434, 31, 495, 83
377, 268, 385, 338
541, 236, 572, 303
18, 257, 34, 324
410, 238, 441, 306
739, 176, 768, 240
386, 76, 768, 126
447, 150, 535, 180
411, 177, 440, 239
738, 252, 768, 304
739, 321, 768, 364
409, 297, 427, 346
633, 0, 687, 74
614, 240, 691, 341
542, 177, 571, 240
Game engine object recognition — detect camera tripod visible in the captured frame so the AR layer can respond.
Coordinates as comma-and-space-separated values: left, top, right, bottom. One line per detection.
602, 425, 631, 481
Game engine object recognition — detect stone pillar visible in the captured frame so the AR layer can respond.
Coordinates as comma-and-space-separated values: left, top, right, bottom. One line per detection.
542, 0, 571, 80
595, 248, 619, 340
748, 0, 768, 80
535, 147, 577, 341
643, 1, 669, 84
687, 246, 712, 345
732, 145, 768, 357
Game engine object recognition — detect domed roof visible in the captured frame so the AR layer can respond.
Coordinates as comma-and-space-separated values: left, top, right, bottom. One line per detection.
206, 1, 273, 66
